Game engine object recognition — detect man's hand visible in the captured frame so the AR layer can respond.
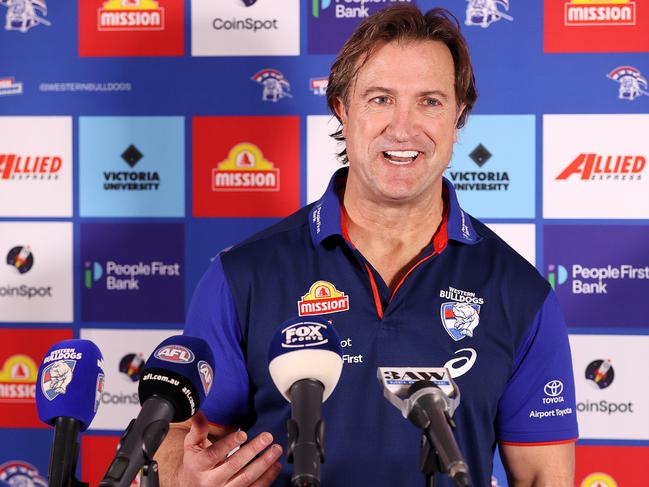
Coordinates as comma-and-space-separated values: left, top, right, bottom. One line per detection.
160, 412, 283, 487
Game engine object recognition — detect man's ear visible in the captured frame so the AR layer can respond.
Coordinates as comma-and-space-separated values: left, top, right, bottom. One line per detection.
454, 104, 466, 143
333, 97, 348, 136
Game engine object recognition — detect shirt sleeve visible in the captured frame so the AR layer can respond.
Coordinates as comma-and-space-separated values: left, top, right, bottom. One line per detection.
495, 290, 579, 444
184, 254, 250, 427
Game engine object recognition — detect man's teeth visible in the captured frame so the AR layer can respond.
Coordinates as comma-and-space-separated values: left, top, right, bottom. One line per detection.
383, 150, 419, 164
385, 151, 419, 158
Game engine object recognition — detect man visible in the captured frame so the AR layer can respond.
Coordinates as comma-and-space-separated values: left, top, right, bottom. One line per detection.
157, 6, 578, 486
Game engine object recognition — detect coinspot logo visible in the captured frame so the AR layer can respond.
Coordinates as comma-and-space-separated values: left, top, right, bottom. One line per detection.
585, 359, 614, 389
547, 264, 568, 289
6, 246, 34, 274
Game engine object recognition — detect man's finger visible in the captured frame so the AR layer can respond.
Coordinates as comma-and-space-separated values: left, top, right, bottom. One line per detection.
207, 432, 276, 485
184, 412, 210, 451
223, 444, 283, 487
195, 429, 249, 471
247, 461, 283, 487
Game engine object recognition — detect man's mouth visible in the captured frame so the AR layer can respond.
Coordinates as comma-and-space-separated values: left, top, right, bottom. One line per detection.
382, 150, 420, 165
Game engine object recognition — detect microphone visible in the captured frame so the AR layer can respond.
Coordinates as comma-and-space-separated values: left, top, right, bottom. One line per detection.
268, 317, 343, 487
36, 339, 105, 487
378, 367, 471, 487
99, 335, 214, 487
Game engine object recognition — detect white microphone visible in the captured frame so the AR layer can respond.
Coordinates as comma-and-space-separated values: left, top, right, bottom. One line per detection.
268, 317, 343, 487
378, 367, 471, 487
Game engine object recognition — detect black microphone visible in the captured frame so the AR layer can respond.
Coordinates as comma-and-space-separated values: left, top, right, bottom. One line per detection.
36, 339, 105, 487
407, 381, 470, 487
99, 335, 214, 487
268, 317, 343, 487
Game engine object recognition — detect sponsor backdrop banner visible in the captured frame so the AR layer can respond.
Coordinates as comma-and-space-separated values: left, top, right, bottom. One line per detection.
0, 1, 647, 485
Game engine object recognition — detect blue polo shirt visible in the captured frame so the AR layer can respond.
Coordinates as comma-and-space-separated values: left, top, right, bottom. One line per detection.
185, 168, 578, 486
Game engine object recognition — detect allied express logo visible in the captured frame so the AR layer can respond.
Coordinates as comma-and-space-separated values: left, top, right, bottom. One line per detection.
564, 0, 636, 26
298, 281, 350, 316
0, 153, 62, 180
98, 0, 165, 31
556, 153, 646, 181
212, 143, 280, 192
0, 354, 38, 403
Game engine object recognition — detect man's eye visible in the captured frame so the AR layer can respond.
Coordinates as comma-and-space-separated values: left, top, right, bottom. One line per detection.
371, 96, 389, 104
424, 98, 440, 107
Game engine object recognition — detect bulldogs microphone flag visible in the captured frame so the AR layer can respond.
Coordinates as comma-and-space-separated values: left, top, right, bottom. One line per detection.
36, 339, 105, 487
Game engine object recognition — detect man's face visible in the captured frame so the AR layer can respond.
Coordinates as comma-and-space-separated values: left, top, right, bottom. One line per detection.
335, 39, 463, 206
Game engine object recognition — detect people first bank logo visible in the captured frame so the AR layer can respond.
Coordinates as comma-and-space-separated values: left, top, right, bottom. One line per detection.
80, 223, 184, 323
79, 0, 184, 57
308, 0, 412, 54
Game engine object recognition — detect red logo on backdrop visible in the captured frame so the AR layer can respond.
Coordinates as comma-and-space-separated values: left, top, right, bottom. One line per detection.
575, 445, 649, 486
192, 116, 300, 218
0, 154, 62, 180
544, 0, 649, 52
556, 154, 646, 180
212, 143, 280, 192
79, 0, 183, 57
0, 328, 73, 428
97, 0, 165, 31
564, 0, 635, 26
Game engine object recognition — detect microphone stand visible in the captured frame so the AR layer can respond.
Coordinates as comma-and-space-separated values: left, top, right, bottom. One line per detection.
49, 416, 89, 487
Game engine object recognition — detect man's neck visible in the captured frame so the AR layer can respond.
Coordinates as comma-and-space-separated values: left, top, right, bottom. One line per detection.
341, 180, 445, 291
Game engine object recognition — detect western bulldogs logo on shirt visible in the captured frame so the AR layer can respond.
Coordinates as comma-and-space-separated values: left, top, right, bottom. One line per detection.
439, 286, 485, 341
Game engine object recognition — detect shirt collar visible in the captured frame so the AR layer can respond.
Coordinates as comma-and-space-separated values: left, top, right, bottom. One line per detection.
308, 167, 481, 246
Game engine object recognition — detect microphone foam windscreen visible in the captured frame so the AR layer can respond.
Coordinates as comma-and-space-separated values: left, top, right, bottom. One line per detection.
36, 339, 105, 432
268, 317, 343, 402
138, 335, 215, 422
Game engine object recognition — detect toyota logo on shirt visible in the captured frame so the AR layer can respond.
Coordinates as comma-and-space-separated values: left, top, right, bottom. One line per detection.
544, 380, 564, 397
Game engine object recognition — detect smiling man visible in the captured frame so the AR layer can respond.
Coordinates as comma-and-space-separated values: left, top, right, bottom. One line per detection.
157, 6, 578, 487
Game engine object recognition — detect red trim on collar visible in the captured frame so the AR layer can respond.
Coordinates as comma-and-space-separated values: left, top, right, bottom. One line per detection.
340, 191, 449, 320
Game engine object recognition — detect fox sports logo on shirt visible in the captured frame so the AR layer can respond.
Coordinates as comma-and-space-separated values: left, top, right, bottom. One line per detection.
281, 321, 329, 349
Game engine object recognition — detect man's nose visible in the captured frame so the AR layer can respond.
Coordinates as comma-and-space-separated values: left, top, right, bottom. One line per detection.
385, 103, 420, 142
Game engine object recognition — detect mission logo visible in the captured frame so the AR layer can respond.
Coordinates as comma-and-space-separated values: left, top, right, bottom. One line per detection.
544, 0, 649, 52
298, 281, 350, 316
192, 116, 299, 217
97, 0, 165, 31
79, 0, 184, 57
212, 143, 280, 192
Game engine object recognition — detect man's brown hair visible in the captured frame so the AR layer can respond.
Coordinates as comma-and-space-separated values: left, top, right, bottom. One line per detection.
326, 5, 478, 163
